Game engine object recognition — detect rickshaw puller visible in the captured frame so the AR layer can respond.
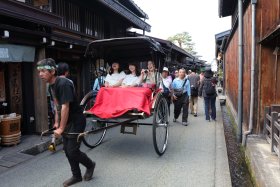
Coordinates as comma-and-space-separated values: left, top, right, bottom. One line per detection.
37, 58, 95, 187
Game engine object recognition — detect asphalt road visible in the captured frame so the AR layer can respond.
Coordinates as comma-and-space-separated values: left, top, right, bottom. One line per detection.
0, 99, 231, 187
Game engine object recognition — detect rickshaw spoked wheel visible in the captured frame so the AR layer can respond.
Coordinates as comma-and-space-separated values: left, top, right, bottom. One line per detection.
152, 93, 169, 156
80, 90, 107, 148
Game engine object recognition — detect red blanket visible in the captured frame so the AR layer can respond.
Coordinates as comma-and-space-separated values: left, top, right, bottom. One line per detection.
88, 87, 153, 119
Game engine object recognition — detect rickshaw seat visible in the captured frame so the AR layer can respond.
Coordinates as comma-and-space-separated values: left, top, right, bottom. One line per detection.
87, 87, 153, 119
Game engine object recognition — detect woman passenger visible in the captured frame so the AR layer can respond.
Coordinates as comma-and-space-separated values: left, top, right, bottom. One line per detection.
104, 62, 126, 87
140, 60, 160, 85
121, 63, 140, 87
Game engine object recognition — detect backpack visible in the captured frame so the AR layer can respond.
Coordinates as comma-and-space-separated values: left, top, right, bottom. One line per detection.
204, 78, 216, 96
191, 86, 199, 97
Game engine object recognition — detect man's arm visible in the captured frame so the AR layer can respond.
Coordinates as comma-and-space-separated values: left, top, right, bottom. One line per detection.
53, 98, 59, 129
54, 103, 69, 137
186, 80, 191, 97
198, 80, 204, 97
53, 107, 59, 129
92, 79, 98, 90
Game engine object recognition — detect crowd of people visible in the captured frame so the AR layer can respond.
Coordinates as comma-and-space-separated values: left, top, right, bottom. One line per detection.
92, 61, 218, 125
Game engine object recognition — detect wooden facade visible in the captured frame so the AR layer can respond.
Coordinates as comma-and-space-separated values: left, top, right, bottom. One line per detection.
0, 0, 150, 134
219, 0, 280, 133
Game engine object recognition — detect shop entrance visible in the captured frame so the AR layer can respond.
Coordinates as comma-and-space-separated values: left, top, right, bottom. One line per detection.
0, 62, 35, 134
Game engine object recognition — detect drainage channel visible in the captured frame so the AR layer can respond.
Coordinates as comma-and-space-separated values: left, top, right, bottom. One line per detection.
21, 138, 62, 156
221, 105, 255, 187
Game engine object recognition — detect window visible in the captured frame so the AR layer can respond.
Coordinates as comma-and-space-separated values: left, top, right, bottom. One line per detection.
68, 2, 80, 32
85, 9, 93, 36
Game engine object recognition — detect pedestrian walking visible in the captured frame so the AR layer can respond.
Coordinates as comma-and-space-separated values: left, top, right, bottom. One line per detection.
57, 62, 77, 90
92, 67, 106, 91
57, 62, 70, 78
199, 67, 217, 122
171, 68, 191, 126
159, 67, 172, 112
37, 58, 95, 186
174, 70, 179, 79
199, 70, 205, 83
188, 70, 200, 117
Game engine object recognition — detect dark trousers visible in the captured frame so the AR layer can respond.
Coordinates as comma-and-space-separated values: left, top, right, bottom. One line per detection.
163, 95, 171, 115
173, 95, 189, 122
63, 136, 94, 178
204, 96, 216, 120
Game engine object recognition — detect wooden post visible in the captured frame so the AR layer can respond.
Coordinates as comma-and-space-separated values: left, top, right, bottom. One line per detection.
263, 106, 270, 135
273, 47, 279, 102
33, 47, 48, 133
271, 112, 278, 153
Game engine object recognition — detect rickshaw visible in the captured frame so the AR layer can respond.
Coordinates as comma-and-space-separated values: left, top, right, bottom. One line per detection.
79, 37, 169, 156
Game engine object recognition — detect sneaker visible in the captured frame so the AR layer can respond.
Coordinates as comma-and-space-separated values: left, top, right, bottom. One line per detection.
63, 176, 82, 187
194, 113, 197, 117
173, 118, 177, 122
182, 122, 188, 126
83, 162, 96, 181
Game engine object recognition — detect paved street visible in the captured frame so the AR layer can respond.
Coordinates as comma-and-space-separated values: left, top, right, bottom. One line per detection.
0, 98, 231, 187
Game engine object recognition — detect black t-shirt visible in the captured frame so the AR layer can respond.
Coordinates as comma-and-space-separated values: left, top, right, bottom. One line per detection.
49, 77, 85, 133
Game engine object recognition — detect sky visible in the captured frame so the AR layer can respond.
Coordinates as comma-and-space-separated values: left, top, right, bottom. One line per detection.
132, 0, 231, 63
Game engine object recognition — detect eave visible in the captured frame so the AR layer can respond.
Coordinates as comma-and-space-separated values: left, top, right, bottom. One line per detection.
98, 0, 151, 32
0, 0, 61, 27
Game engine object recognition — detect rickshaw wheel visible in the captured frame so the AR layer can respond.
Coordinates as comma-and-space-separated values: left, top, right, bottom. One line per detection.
80, 91, 107, 148
153, 93, 169, 156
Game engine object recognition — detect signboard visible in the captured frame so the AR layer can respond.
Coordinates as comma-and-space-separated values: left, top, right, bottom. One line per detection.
0, 44, 35, 62
0, 48, 9, 59
8, 64, 22, 114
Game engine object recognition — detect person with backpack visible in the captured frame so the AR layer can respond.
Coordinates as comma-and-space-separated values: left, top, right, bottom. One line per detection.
199, 68, 217, 121
188, 70, 200, 117
171, 68, 191, 126
92, 67, 106, 91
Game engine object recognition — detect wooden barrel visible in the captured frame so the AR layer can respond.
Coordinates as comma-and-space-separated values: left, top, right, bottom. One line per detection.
1, 132, 21, 145
0, 115, 21, 145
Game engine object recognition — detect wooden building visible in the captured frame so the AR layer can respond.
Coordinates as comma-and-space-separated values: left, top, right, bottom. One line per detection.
0, 0, 150, 134
215, 30, 230, 92
219, 0, 280, 133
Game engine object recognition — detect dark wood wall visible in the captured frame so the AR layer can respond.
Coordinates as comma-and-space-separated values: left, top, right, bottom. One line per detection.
225, 27, 254, 128
257, 0, 280, 132
224, 0, 280, 133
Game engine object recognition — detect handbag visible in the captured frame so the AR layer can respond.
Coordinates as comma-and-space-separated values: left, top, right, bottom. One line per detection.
173, 79, 187, 97
162, 80, 171, 97
191, 86, 199, 97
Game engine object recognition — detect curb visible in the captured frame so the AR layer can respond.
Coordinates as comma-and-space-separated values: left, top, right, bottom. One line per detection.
215, 100, 232, 187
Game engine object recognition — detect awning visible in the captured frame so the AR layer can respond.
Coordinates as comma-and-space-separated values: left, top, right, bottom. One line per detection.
0, 44, 35, 62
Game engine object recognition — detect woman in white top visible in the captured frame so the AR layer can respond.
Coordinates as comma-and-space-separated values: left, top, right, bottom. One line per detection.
121, 64, 140, 87
104, 62, 126, 87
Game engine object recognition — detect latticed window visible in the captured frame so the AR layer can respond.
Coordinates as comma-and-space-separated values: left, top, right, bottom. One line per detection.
85, 9, 93, 36
52, 0, 67, 27
68, 2, 80, 32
